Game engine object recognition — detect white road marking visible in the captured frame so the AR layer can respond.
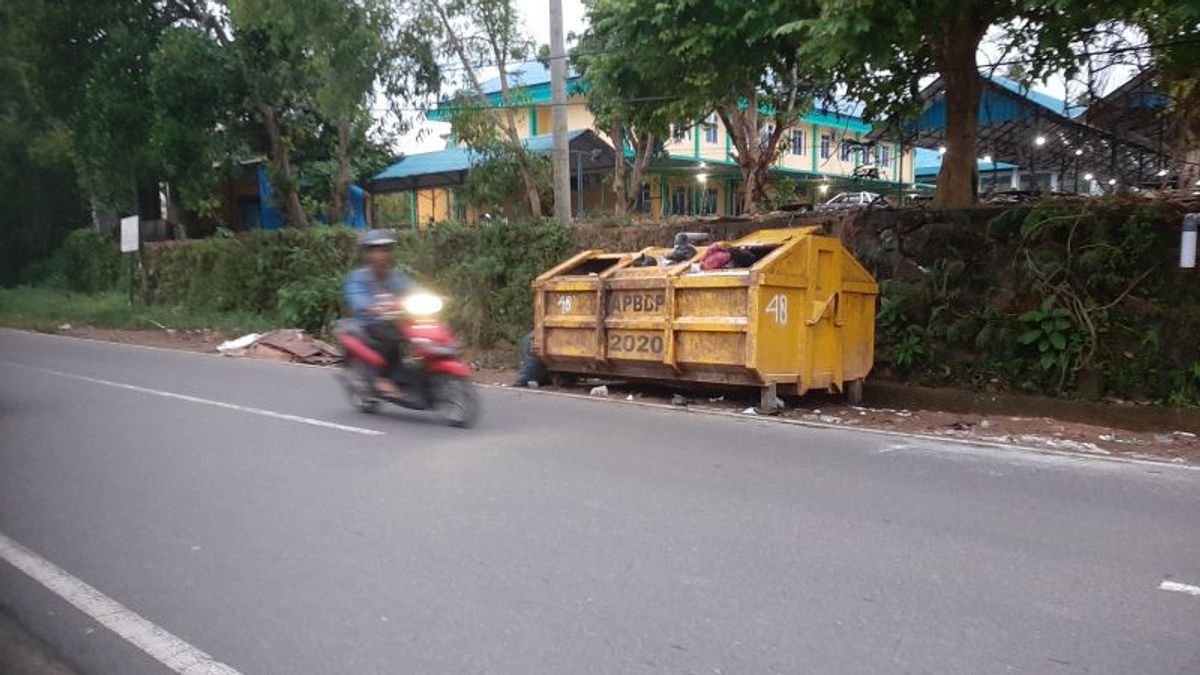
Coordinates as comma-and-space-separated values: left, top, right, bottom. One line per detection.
0, 531, 244, 675
2, 361, 383, 436
1159, 580, 1200, 596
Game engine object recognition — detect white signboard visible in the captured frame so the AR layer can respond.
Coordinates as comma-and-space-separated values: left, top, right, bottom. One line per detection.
120, 216, 139, 253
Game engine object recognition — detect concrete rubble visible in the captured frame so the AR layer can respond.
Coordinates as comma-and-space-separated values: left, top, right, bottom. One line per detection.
217, 329, 341, 365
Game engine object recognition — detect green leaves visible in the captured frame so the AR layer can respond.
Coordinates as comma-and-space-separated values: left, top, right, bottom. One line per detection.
5, 0, 438, 228
1016, 297, 1083, 379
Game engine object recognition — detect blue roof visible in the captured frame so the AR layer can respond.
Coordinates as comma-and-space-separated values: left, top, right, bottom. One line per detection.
373, 146, 477, 182
373, 130, 590, 182
478, 62, 580, 95
911, 74, 1088, 135
914, 147, 1017, 176
988, 74, 1084, 117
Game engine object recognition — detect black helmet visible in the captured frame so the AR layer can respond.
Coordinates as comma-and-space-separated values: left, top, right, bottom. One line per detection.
359, 229, 397, 248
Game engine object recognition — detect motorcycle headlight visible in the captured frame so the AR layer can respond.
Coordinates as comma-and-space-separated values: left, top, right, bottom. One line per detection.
403, 292, 444, 317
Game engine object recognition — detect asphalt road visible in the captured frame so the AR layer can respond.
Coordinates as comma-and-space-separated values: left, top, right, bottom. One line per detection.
1, 329, 1198, 675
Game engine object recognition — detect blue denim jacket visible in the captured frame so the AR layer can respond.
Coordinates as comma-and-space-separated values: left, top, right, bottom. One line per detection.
343, 267, 413, 325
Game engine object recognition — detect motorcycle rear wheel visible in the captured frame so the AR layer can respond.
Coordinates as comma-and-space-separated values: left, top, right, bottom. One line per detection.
341, 363, 381, 413
436, 377, 479, 428
352, 391, 380, 414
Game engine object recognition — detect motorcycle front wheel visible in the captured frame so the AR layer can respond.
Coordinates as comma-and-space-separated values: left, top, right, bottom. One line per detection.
435, 376, 479, 428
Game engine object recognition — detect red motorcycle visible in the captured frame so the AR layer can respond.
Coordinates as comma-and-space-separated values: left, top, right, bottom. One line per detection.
334, 291, 479, 428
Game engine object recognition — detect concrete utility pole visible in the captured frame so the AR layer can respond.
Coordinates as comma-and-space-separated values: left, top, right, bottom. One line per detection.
549, 0, 571, 221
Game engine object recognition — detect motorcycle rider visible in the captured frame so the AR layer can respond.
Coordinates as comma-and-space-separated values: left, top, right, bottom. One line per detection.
343, 229, 413, 398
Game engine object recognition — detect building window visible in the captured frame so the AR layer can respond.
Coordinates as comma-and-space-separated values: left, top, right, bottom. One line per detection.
637, 183, 652, 213
820, 135, 831, 159
861, 147, 873, 165
840, 141, 853, 162
701, 188, 718, 215
703, 114, 718, 144
671, 186, 688, 215
879, 145, 891, 168
792, 129, 805, 156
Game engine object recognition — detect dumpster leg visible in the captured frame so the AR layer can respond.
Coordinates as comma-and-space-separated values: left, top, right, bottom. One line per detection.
845, 378, 864, 406
759, 383, 778, 413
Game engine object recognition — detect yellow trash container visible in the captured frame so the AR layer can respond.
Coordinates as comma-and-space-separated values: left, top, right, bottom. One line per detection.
531, 227, 878, 404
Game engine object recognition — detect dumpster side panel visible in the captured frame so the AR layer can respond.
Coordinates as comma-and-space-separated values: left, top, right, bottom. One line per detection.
675, 332, 748, 366
605, 330, 666, 361
606, 288, 668, 317
837, 249, 879, 383
839, 290, 875, 381
754, 284, 805, 379
675, 287, 748, 318
545, 327, 600, 358
673, 285, 749, 368
804, 242, 844, 391
545, 290, 597, 317
534, 273, 602, 362
737, 235, 812, 391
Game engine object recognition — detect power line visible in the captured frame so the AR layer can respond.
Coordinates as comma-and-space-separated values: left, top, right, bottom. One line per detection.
978, 36, 1200, 69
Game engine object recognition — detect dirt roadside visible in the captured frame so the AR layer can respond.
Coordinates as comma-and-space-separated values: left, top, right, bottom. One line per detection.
42, 325, 1200, 465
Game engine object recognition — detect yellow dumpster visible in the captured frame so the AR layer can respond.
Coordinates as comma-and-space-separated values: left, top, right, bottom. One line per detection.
531, 227, 879, 404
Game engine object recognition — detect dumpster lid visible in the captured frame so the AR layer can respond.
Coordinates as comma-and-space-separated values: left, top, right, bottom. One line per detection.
730, 225, 821, 247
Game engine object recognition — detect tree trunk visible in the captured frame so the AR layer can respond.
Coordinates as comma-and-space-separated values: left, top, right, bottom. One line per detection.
743, 165, 763, 215
508, 158, 542, 218
428, 1, 543, 219
499, 114, 543, 218
1170, 85, 1200, 189
331, 116, 352, 224
932, 19, 987, 209
717, 92, 788, 215
610, 125, 627, 216
260, 104, 309, 228
629, 130, 655, 214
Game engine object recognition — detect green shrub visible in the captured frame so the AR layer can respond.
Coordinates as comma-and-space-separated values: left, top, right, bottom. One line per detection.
277, 274, 343, 334
396, 219, 575, 347
142, 222, 572, 344
52, 229, 123, 293
144, 226, 358, 315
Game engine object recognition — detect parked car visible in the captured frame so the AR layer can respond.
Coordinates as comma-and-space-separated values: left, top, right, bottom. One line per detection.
816, 191, 888, 211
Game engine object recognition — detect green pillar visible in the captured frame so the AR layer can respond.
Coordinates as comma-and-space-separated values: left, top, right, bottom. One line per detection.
811, 123, 819, 173
409, 190, 417, 230
694, 120, 701, 159
529, 107, 538, 135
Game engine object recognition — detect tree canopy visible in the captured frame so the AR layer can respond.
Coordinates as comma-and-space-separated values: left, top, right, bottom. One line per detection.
581, 0, 825, 213
0, 0, 439, 279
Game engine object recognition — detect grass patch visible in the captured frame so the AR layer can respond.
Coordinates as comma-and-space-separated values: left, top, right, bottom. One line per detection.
0, 287, 281, 336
